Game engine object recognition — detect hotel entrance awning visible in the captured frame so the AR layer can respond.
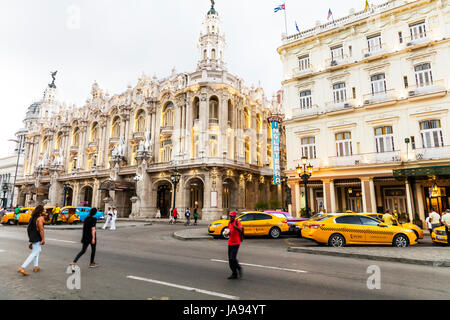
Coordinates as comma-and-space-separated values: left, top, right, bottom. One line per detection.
393, 165, 450, 180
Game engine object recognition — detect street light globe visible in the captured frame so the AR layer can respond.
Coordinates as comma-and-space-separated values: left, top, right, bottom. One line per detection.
307, 164, 313, 175
296, 164, 302, 175
301, 156, 307, 165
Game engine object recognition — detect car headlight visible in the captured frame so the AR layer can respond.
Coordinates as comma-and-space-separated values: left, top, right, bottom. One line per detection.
210, 223, 222, 228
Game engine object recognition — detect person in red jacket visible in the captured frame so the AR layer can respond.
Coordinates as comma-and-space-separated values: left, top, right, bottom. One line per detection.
227, 211, 243, 279
172, 208, 178, 224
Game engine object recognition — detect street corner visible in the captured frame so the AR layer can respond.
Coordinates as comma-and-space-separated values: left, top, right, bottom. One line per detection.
173, 228, 215, 241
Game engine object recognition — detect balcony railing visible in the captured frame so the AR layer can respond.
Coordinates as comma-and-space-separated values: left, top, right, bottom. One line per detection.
328, 155, 362, 167
363, 89, 398, 106
406, 79, 447, 98
325, 99, 355, 113
361, 151, 402, 164
404, 32, 429, 47
291, 66, 313, 78
362, 44, 387, 59
414, 145, 450, 161
325, 55, 349, 68
209, 118, 219, 125
292, 105, 319, 118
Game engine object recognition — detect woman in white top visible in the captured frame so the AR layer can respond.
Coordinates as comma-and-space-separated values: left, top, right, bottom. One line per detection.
102, 207, 113, 230
110, 208, 117, 230
155, 208, 161, 219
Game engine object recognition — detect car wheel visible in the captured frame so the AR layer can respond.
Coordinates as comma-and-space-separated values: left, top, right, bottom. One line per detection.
328, 233, 346, 247
269, 227, 281, 239
221, 227, 230, 240
393, 234, 409, 247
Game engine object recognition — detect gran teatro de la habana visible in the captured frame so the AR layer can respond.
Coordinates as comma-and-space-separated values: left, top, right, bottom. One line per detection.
15, 3, 287, 220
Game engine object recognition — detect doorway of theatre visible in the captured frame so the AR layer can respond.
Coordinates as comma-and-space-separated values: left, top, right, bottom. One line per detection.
157, 183, 172, 218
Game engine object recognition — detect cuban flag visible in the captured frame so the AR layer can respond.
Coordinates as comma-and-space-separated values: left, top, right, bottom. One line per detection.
327, 8, 333, 20
274, 3, 285, 13
295, 21, 300, 33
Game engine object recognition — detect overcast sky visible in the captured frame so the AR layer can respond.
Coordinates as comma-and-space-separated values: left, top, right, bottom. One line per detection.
1, 0, 386, 157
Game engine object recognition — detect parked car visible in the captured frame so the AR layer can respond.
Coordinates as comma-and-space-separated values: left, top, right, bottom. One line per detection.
59, 206, 81, 224
301, 213, 418, 247
208, 211, 290, 239
431, 226, 448, 245
362, 213, 424, 240
76, 207, 105, 221
291, 212, 327, 236
264, 211, 307, 233
1, 207, 33, 225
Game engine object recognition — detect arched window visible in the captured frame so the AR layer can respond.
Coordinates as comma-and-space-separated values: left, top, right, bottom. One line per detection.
203, 49, 207, 60
193, 97, 200, 121
135, 110, 146, 132
160, 140, 173, 162
162, 103, 174, 127
111, 117, 120, 138
209, 96, 219, 123
211, 49, 216, 60
91, 122, 99, 142
227, 100, 233, 126
72, 128, 80, 146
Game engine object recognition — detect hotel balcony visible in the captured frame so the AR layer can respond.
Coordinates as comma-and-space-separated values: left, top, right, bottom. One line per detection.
361, 151, 402, 164
325, 55, 349, 68
414, 146, 450, 161
291, 105, 320, 118
404, 33, 430, 49
327, 155, 362, 167
291, 66, 313, 79
406, 80, 447, 100
363, 89, 398, 107
324, 99, 355, 113
362, 44, 387, 60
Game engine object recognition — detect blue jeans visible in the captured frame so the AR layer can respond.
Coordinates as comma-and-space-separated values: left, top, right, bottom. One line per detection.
21, 242, 41, 268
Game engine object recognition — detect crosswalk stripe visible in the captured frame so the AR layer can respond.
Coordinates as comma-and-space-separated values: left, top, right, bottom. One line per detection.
127, 275, 239, 300
211, 259, 308, 273
46, 238, 78, 244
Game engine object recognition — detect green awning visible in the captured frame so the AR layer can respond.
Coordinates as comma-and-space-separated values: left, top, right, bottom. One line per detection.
393, 165, 450, 180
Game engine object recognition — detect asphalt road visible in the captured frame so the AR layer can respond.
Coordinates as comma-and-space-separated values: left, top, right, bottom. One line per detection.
0, 222, 449, 300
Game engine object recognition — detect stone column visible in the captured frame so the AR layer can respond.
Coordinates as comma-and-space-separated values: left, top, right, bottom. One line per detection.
369, 178, 377, 213
361, 178, 372, 213
322, 179, 331, 213
341, 187, 347, 211
415, 182, 425, 225
405, 180, 414, 222
199, 92, 208, 157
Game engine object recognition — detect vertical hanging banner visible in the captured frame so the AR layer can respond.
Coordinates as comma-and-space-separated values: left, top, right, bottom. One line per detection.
268, 116, 283, 185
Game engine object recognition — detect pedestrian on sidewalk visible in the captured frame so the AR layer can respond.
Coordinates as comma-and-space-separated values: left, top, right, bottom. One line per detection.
441, 209, 450, 246
17, 205, 45, 276
71, 208, 99, 268
193, 208, 199, 225
51, 204, 61, 225
429, 208, 442, 231
110, 207, 117, 230
102, 207, 112, 230
426, 214, 433, 236
382, 210, 394, 226
14, 206, 21, 225
184, 208, 191, 226
227, 211, 243, 280
172, 208, 178, 224
155, 207, 161, 219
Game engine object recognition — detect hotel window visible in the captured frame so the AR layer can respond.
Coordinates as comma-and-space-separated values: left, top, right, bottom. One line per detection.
162, 103, 174, 127
374, 126, 394, 153
299, 90, 312, 109
331, 45, 344, 61
111, 117, 120, 137
371, 74, 387, 94
301, 137, 316, 159
414, 63, 433, 87
409, 21, 426, 41
72, 128, 80, 146
91, 123, 99, 142
298, 55, 310, 71
367, 34, 382, 53
335, 132, 352, 157
135, 110, 146, 132
420, 120, 443, 148
160, 140, 173, 162
333, 82, 347, 103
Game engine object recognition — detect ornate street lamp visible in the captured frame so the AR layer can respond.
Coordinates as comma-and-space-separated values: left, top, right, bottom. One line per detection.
2, 182, 9, 208
8, 138, 25, 209
296, 156, 313, 218
170, 169, 181, 216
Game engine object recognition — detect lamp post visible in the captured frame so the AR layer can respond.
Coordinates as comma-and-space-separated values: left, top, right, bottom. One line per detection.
2, 183, 9, 208
8, 138, 25, 209
62, 183, 70, 207
296, 156, 313, 218
170, 169, 181, 216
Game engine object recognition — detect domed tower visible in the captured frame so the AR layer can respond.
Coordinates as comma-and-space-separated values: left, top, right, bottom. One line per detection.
197, 0, 227, 71
39, 71, 60, 120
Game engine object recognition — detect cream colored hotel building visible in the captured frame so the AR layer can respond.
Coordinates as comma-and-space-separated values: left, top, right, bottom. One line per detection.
279, 0, 450, 224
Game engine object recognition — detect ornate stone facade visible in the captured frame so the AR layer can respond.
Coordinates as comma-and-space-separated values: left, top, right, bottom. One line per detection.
15, 3, 286, 220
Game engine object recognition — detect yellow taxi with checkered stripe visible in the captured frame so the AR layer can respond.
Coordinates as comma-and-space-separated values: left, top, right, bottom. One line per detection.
431, 226, 448, 245
301, 213, 418, 247
208, 211, 290, 239
362, 213, 424, 240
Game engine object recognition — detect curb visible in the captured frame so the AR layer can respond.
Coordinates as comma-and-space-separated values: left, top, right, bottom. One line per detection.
172, 231, 214, 241
287, 247, 450, 267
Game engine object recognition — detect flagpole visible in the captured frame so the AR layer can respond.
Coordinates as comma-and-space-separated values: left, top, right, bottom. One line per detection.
284, 2, 288, 35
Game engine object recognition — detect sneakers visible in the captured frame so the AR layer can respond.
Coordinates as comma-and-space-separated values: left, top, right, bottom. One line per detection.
89, 263, 99, 268
17, 267, 29, 276
33, 266, 40, 273
227, 274, 238, 280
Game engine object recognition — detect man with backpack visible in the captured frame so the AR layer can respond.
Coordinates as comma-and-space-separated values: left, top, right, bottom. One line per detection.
227, 211, 243, 280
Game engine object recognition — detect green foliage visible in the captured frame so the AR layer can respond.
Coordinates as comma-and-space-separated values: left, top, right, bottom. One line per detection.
299, 207, 308, 218
255, 201, 269, 211
268, 199, 281, 210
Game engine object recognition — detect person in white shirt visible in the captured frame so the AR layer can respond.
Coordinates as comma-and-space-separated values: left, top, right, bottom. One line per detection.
102, 207, 113, 230
425, 215, 433, 234
155, 208, 161, 219
441, 209, 450, 246
429, 209, 442, 231
110, 208, 117, 230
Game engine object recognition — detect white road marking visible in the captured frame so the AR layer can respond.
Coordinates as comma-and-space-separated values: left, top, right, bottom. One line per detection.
46, 238, 78, 244
0, 250, 5, 253
211, 259, 308, 273
127, 275, 240, 300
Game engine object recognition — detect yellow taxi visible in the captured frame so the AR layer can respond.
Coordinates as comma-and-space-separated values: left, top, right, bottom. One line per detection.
208, 211, 290, 239
291, 213, 327, 236
42, 206, 64, 225
1, 207, 33, 225
59, 206, 81, 224
431, 226, 448, 245
301, 213, 418, 247
362, 213, 424, 240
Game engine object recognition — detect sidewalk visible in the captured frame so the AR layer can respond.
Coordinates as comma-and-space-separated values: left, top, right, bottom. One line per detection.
172, 227, 214, 241
288, 244, 450, 267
